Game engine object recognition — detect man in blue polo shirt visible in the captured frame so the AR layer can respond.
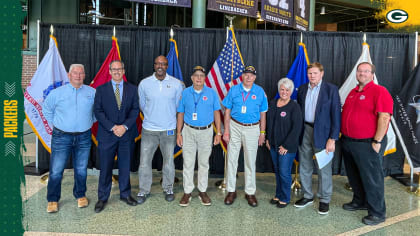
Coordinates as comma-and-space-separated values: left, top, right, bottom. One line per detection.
176, 66, 221, 207
222, 65, 268, 207
43, 64, 96, 213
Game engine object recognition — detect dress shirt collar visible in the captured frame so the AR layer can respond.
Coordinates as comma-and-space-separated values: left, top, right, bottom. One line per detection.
308, 80, 322, 90
111, 79, 123, 87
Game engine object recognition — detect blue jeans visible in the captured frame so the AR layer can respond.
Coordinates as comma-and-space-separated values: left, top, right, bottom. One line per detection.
47, 128, 92, 202
270, 147, 296, 203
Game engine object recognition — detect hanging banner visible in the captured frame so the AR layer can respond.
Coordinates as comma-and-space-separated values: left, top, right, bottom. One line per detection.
126, 0, 191, 8
261, 0, 293, 27
207, 0, 258, 18
293, 0, 309, 31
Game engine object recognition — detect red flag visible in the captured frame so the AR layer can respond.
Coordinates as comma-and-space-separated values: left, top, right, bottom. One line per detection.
90, 36, 142, 145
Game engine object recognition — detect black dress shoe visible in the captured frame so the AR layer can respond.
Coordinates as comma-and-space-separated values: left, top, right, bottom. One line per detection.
362, 215, 385, 225
120, 196, 137, 206
342, 202, 367, 211
94, 200, 107, 213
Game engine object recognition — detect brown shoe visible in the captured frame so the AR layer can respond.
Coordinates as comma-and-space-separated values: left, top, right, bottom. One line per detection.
198, 192, 212, 206
245, 194, 258, 207
47, 202, 58, 213
224, 192, 237, 205
179, 193, 192, 207
77, 197, 89, 208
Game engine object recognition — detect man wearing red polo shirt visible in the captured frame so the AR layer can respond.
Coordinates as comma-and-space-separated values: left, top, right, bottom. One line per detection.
341, 62, 393, 226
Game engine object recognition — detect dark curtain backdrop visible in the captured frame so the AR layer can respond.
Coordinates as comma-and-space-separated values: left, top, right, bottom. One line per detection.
37, 23, 415, 176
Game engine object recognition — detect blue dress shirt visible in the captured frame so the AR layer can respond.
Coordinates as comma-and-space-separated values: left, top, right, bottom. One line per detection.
177, 86, 221, 127
138, 73, 183, 131
43, 83, 96, 132
304, 81, 322, 123
111, 79, 123, 100
222, 84, 268, 124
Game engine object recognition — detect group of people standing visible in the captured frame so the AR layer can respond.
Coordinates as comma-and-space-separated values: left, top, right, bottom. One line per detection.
42, 57, 392, 226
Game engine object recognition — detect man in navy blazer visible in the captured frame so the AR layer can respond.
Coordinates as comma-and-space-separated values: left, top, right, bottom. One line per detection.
294, 62, 341, 215
93, 60, 140, 213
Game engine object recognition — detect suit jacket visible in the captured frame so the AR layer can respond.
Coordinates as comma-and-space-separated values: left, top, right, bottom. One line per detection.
94, 81, 140, 145
297, 81, 341, 149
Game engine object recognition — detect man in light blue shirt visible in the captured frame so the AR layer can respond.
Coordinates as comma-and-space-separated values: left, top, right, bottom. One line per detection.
176, 66, 221, 207
42, 64, 95, 213
137, 55, 183, 204
222, 66, 268, 207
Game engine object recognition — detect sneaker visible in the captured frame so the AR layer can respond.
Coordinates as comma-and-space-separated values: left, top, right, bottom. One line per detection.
137, 193, 149, 204
47, 202, 58, 213
294, 198, 313, 208
342, 202, 367, 211
77, 197, 89, 208
164, 190, 175, 202
318, 202, 329, 215
179, 193, 192, 207
362, 215, 385, 225
198, 192, 212, 206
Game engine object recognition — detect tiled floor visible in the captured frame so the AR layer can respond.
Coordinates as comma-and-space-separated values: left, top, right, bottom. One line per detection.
21, 121, 420, 236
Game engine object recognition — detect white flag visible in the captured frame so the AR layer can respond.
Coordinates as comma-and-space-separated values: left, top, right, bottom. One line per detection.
24, 35, 69, 152
339, 42, 396, 155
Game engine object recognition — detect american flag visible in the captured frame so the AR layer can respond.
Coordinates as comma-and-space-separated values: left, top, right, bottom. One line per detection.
205, 27, 245, 101
205, 27, 245, 152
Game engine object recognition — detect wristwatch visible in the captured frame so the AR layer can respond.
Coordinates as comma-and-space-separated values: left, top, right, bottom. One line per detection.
372, 139, 382, 144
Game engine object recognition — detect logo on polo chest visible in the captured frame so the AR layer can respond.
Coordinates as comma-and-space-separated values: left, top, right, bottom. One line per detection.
280, 111, 287, 117
203, 96, 208, 101
251, 95, 257, 100
360, 95, 366, 100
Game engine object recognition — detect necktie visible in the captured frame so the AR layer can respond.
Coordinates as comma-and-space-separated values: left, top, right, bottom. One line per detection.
115, 83, 121, 110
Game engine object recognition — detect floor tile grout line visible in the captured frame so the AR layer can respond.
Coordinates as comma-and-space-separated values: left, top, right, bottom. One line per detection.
337, 208, 420, 236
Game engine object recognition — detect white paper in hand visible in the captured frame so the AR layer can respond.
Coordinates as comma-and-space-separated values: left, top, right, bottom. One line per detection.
315, 150, 334, 169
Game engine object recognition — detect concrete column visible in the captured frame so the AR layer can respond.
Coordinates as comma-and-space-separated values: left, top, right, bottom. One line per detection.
309, 0, 315, 31
192, 0, 206, 28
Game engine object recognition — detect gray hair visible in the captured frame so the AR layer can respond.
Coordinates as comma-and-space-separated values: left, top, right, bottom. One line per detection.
277, 78, 294, 93
69, 64, 85, 73
109, 60, 125, 69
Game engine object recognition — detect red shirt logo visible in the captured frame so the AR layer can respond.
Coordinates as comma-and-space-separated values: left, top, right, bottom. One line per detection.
281, 111, 287, 117
251, 95, 257, 100
203, 96, 208, 101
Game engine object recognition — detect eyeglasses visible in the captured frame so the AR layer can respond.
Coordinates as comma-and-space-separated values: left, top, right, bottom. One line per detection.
154, 63, 168, 66
356, 70, 372, 73
110, 68, 124, 72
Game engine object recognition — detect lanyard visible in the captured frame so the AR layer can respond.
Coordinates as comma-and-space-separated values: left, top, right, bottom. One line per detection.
192, 90, 203, 112
242, 90, 251, 104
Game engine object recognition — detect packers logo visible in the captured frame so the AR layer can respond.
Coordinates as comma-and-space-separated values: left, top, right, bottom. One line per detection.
386, 9, 408, 24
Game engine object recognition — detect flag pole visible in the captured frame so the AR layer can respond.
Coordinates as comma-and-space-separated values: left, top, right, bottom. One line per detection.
292, 33, 303, 192
216, 14, 237, 191
35, 19, 41, 172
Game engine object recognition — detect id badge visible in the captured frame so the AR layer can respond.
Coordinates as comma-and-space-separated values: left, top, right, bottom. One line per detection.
192, 113, 198, 120
167, 130, 174, 136
241, 106, 247, 114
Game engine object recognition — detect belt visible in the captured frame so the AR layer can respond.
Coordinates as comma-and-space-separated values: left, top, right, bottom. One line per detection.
304, 122, 314, 127
231, 118, 259, 127
54, 127, 90, 135
185, 123, 212, 130
341, 135, 373, 143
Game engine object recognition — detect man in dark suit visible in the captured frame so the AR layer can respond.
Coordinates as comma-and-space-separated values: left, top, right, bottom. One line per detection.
93, 60, 140, 213
294, 62, 341, 215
